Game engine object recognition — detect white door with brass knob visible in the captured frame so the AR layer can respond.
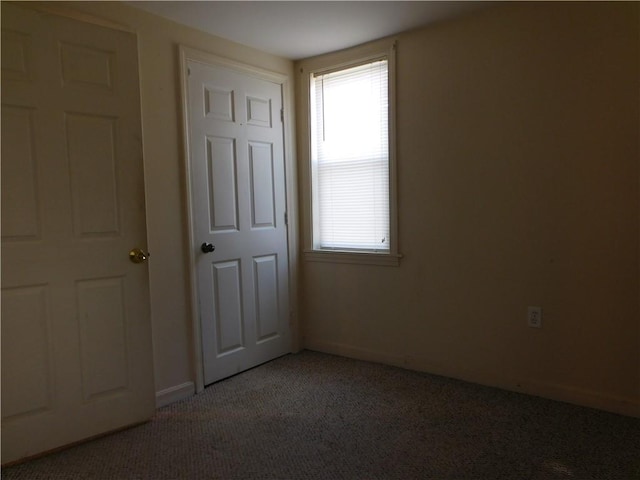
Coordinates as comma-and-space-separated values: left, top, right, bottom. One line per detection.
1, 4, 155, 463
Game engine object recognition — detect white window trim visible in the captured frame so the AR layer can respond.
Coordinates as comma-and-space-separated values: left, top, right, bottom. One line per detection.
298, 38, 400, 266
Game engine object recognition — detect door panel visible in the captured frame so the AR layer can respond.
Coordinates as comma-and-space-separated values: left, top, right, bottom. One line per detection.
253, 254, 280, 341
1, 4, 154, 464
1, 286, 53, 420
1, 105, 40, 239
187, 58, 291, 385
248, 141, 277, 228
206, 136, 239, 231
66, 113, 120, 236
76, 277, 129, 401
59, 42, 114, 90
212, 260, 245, 354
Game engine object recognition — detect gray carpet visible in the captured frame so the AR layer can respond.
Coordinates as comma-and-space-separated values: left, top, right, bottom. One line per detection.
3, 350, 639, 479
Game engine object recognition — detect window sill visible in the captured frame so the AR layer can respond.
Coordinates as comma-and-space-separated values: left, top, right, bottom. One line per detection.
303, 249, 402, 267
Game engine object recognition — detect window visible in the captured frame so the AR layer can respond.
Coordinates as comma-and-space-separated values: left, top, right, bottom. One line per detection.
300, 39, 399, 266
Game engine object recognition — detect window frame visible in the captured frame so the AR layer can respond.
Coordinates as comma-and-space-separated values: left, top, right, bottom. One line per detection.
298, 38, 400, 266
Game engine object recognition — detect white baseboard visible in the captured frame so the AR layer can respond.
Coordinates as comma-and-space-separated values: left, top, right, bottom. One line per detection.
155, 381, 195, 408
304, 338, 640, 418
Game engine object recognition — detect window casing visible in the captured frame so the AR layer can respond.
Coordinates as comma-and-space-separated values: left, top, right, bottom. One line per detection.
300, 39, 400, 266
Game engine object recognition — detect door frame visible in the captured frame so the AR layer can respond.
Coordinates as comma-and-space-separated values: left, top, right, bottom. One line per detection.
178, 46, 300, 393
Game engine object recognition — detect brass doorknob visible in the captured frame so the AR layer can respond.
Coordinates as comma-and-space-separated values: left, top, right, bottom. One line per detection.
129, 248, 150, 264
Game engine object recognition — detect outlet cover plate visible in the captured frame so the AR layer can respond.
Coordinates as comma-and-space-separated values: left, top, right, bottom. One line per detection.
527, 306, 542, 328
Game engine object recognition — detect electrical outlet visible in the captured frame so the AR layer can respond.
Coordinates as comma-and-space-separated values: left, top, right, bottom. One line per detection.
527, 306, 542, 328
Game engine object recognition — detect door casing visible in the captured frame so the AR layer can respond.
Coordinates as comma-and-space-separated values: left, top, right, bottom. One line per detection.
178, 46, 300, 392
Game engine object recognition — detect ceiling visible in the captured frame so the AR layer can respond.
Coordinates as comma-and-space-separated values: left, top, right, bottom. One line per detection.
126, 1, 494, 60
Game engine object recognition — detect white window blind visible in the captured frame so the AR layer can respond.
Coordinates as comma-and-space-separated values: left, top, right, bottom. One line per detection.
310, 59, 389, 252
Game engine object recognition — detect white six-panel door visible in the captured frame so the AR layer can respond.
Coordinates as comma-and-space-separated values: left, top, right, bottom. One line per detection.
1, 4, 155, 463
185, 55, 291, 385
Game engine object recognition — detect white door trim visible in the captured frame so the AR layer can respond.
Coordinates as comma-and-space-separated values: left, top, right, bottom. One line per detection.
178, 46, 299, 393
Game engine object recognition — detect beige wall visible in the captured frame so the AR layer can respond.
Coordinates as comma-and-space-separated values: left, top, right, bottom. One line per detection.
298, 2, 639, 416
34, 1, 297, 403
25, 1, 638, 415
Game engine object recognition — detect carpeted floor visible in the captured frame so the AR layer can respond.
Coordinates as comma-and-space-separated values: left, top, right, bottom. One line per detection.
3, 350, 639, 479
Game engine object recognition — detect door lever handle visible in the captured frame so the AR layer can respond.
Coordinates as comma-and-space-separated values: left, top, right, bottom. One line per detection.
201, 242, 215, 253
